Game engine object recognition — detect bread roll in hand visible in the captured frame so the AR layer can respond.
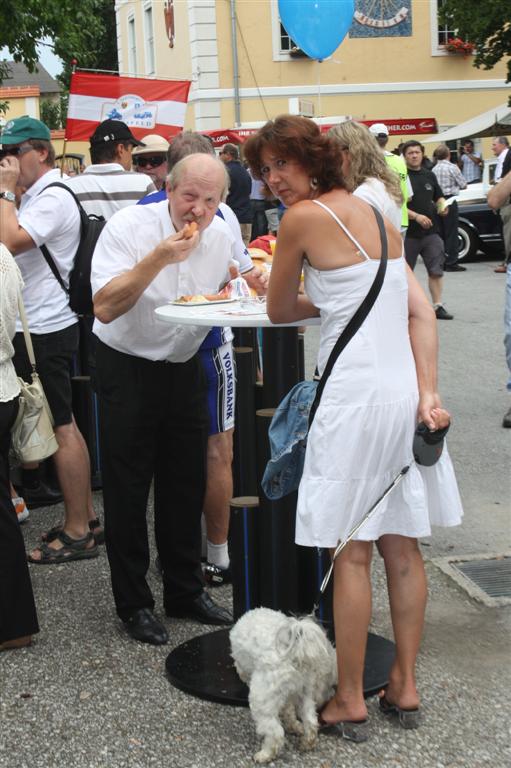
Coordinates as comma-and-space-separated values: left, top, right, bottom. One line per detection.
181, 221, 198, 239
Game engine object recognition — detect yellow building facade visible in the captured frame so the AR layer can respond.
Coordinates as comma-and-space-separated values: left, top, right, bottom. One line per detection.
114, 0, 509, 155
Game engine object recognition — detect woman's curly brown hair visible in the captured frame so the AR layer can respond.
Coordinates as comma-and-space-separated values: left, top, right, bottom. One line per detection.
243, 115, 346, 195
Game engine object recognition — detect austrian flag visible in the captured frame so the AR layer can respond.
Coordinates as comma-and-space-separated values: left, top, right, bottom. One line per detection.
66, 72, 191, 141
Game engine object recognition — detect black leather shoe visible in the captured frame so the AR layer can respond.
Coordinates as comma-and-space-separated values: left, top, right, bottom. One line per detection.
166, 591, 233, 625
435, 305, 453, 320
123, 608, 169, 645
17, 482, 63, 509
444, 264, 467, 272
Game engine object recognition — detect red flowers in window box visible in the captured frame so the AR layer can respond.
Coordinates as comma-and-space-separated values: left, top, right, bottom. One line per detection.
445, 38, 475, 56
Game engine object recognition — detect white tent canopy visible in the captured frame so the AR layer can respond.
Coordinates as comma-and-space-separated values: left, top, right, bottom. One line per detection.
422, 103, 511, 143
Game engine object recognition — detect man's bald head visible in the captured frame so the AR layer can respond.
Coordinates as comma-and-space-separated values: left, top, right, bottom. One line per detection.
168, 153, 229, 200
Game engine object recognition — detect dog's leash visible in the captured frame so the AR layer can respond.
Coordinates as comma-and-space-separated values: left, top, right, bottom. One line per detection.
310, 465, 410, 616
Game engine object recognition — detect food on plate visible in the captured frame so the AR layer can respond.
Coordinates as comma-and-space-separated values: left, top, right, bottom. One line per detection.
175, 286, 231, 304
175, 294, 208, 304
182, 221, 198, 239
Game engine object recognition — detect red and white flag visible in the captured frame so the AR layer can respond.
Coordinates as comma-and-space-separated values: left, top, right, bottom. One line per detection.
66, 72, 191, 141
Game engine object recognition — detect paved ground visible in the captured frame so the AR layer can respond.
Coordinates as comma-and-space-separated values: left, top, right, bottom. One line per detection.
1, 257, 510, 768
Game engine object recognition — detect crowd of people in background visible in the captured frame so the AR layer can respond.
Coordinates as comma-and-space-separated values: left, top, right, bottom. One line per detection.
0, 113, 509, 659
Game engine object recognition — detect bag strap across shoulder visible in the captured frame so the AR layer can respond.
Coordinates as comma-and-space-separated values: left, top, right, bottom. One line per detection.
17, 289, 37, 373
308, 205, 388, 428
38, 182, 86, 295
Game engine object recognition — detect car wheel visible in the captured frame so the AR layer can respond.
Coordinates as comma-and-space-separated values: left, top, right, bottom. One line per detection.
457, 223, 478, 261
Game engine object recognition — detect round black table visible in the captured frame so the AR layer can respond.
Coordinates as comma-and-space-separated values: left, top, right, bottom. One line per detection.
155, 300, 394, 703
166, 628, 395, 705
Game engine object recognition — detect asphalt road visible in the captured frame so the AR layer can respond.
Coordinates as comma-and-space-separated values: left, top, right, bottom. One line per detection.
0, 255, 509, 768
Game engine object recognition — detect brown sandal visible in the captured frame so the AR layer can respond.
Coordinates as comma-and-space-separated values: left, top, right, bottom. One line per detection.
41, 518, 104, 545
28, 531, 98, 564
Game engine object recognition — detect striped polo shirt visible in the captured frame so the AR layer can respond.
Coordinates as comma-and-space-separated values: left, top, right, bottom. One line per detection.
64, 163, 156, 219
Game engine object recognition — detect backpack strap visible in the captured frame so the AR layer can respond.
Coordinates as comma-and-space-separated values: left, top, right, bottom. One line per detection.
37, 182, 85, 296
39, 243, 68, 294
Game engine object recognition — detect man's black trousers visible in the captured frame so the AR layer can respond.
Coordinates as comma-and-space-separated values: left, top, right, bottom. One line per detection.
95, 340, 208, 621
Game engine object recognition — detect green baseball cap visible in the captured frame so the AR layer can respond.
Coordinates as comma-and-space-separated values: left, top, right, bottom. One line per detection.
0, 115, 51, 145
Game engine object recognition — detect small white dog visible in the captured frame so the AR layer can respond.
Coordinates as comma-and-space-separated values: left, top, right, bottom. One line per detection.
230, 607, 337, 763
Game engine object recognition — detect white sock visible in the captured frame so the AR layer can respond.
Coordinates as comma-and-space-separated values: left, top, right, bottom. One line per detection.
207, 540, 230, 569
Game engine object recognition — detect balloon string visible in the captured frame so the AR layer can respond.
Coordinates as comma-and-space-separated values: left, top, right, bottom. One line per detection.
317, 60, 322, 117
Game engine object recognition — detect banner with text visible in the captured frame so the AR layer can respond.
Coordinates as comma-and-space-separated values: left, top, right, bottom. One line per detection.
202, 118, 438, 147
66, 72, 191, 141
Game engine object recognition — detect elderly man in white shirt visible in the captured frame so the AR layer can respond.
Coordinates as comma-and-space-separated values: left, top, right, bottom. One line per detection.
92, 153, 235, 644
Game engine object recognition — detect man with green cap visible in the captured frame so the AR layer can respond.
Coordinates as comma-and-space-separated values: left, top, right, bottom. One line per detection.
0, 115, 98, 564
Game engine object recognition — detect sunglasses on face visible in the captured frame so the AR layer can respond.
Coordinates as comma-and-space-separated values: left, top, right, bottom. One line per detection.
0, 144, 34, 161
132, 155, 166, 169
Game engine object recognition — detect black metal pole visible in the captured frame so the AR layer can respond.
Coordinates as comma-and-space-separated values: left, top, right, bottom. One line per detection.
233, 328, 258, 382
232, 347, 257, 497
255, 408, 299, 614
229, 495, 260, 619
298, 331, 305, 382
261, 327, 300, 408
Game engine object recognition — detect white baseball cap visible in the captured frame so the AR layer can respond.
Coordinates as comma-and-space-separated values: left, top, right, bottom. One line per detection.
132, 134, 170, 156
369, 123, 389, 137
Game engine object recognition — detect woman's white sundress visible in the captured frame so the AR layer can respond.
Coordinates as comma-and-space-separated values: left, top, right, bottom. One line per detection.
295, 201, 463, 548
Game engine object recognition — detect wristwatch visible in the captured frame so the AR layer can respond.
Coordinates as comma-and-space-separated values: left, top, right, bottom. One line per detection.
0, 190, 16, 203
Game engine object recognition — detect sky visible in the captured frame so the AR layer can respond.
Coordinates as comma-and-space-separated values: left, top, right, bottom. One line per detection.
1, 38, 63, 78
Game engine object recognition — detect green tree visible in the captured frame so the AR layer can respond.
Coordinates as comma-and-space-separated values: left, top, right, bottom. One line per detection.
40, 98, 61, 129
53, 0, 118, 90
439, 0, 511, 93
0, 0, 117, 83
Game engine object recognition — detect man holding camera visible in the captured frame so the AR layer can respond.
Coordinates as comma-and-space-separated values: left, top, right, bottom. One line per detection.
458, 139, 483, 185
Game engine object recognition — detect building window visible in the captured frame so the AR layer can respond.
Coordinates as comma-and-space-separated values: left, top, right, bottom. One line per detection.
128, 15, 137, 75
143, 3, 155, 74
270, 0, 308, 60
279, 22, 296, 53
436, 0, 455, 46
430, 0, 456, 56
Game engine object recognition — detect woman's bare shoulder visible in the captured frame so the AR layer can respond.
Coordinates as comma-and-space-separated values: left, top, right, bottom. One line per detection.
284, 199, 318, 217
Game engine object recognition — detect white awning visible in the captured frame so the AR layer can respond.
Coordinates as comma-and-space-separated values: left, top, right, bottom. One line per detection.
422, 103, 511, 143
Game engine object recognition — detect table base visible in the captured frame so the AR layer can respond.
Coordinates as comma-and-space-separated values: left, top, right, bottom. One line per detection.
165, 628, 395, 706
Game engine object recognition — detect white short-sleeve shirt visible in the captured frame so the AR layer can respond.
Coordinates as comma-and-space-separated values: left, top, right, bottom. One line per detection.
17, 168, 80, 333
353, 177, 402, 232
91, 200, 236, 362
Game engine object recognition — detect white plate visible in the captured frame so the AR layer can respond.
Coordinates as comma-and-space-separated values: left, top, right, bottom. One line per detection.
171, 297, 237, 307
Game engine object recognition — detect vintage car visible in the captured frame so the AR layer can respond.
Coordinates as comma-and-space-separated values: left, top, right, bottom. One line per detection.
457, 200, 504, 261
456, 158, 496, 204
454, 159, 504, 261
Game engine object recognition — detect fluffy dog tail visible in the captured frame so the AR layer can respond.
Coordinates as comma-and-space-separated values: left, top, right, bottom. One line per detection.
275, 615, 333, 668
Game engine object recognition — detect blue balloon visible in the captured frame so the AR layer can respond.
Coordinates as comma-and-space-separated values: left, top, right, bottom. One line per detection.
278, 0, 354, 61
